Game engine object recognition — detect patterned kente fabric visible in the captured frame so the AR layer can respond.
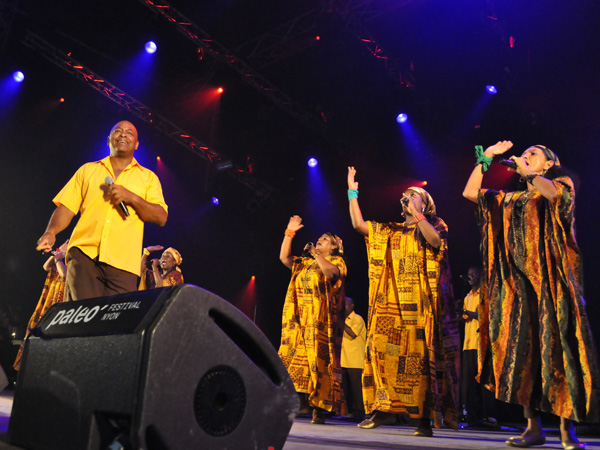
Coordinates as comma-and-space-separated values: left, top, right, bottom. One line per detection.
139, 269, 184, 290
362, 219, 459, 428
278, 255, 347, 414
14, 269, 66, 370
477, 176, 600, 422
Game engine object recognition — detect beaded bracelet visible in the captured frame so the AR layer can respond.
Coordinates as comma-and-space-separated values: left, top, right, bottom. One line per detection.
143, 248, 151, 256
284, 229, 296, 238
413, 213, 426, 223
475, 145, 493, 172
348, 189, 358, 200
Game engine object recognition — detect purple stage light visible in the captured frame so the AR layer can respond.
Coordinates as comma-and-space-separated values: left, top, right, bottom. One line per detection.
211, 197, 219, 205
485, 85, 498, 95
13, 71, 24, 82
308, 157, 318, 168
145, 41, 157, 54
396, 113, 408, 124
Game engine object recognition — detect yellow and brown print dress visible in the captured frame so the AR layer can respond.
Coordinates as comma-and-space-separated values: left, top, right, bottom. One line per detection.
477, 177, 600, 422
362, 218, 459, 428
278, 254, 347, 414
14, 269, 66, 370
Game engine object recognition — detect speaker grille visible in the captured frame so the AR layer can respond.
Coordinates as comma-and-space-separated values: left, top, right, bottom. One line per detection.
193, 365, 246, 436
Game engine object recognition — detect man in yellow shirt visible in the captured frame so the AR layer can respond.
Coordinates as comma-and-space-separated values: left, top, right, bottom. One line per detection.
460, 266, 497, 428
36, 120, 168, 301
341, 297, 367, 420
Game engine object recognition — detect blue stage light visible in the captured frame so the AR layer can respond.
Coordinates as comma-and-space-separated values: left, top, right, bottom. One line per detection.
145, 41, 157, 54
396, 113, 408, 124
486, 85, 498, 95
13, 71, 24, 83
211, 197, 219, 205
308, 157, 318, 168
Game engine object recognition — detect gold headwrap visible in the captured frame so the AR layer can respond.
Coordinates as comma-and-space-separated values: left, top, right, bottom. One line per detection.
406, 186, 436, 215
164, 247, 183, 266
325, 233, 344, 256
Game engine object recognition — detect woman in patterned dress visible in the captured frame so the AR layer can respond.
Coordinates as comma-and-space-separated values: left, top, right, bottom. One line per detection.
347, 167, 459, 436
139, 246, 184, 289
278, 215, 347, 424
463, 141, 599, 449
14, 239, 69, 370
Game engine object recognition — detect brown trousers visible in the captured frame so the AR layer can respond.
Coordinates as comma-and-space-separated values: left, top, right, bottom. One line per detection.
64, 247, 138, 301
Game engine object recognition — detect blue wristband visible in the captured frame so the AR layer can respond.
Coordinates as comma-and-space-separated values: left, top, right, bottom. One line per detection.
348, 189, 358, 200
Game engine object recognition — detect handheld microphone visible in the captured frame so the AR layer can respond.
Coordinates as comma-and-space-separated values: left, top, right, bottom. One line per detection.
104, 176, 130, 217
301, 242, 314, 258
499, 159, 517, 170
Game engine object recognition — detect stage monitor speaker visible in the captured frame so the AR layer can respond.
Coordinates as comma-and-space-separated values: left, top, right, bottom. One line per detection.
9, 284, 299, 450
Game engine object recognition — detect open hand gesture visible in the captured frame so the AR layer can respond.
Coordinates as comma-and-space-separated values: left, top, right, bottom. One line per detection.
484, 140, 513, 158
287, 215, 304, 232
348, 166, 359, 190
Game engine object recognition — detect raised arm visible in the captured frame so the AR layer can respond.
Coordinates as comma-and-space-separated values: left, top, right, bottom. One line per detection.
463, 141, 513, 203
54, 253, 67, 279
36, 205, 76, 252
42, 255, 56, 272
279, 215, 304, 269
140, 245, 164, 277
348, 167, 368, 236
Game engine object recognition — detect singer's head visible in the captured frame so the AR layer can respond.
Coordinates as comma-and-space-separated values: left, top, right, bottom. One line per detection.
467, 266, 481, 288
520, 145, 561, 178
108, 120, 139, 158
401, 187, 436, 215
159, 247, 183, 274
316, 233, 343, 256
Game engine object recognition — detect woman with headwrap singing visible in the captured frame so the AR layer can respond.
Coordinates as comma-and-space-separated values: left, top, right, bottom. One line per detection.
278, 215, 347, 425
14, 239, 70, 371
463, 142, 599, 449
139, 245, 184, 289
347, 167, 459, 436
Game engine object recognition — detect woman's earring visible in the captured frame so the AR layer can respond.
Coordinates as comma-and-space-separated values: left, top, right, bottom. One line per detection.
422, 206, 426, 213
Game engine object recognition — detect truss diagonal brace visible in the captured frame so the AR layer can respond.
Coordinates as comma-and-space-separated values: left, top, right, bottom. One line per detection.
141, 0, 326, 133
21, 31, 273, 201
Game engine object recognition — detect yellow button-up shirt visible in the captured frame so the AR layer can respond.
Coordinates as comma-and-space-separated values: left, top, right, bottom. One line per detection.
463, 289, 480, 351
54, 156, 167, 276
342, 311, 367, 369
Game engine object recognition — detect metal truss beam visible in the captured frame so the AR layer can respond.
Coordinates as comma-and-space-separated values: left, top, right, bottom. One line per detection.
22, 31, 274, 202
141, 0, 326, 133
235, 7, 325, 68
332, 0, 417, 88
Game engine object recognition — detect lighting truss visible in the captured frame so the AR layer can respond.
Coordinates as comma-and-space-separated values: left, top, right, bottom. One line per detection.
235, 7, 325, 68
140, 0, 326, 134
21, 31, 274, 202
333, 0, 417, 88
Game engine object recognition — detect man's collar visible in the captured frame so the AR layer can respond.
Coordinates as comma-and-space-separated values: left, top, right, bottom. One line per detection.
100, 155, 141, 170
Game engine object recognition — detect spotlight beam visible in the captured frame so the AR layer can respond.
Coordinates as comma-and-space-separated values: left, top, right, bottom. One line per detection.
21, 31, 274, 203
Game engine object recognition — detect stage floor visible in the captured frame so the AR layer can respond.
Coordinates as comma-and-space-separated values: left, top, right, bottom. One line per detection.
1, 391, 598, 450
